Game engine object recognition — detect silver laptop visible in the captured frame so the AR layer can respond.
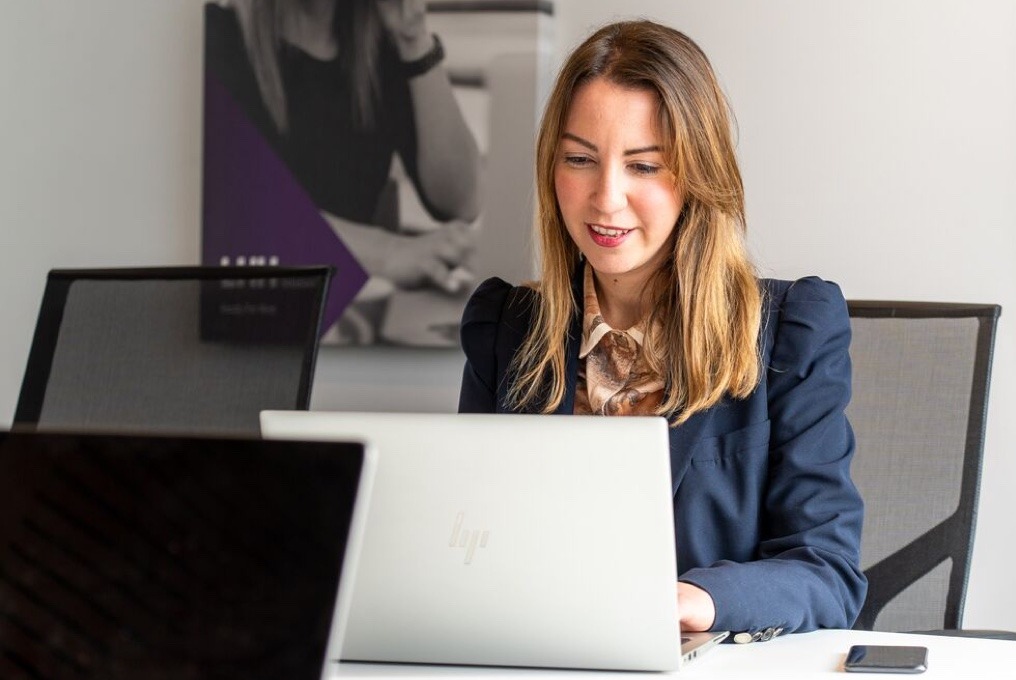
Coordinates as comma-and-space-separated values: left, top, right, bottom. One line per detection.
260, 411, 728, 672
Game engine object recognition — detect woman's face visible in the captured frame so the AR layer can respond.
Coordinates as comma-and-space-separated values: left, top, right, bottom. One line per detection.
554, 78, 683, 289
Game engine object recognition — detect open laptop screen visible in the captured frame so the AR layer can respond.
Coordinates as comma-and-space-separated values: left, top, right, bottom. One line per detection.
0, 431, 365, 680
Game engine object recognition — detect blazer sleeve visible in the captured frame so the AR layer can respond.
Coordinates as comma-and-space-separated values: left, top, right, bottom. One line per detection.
458, 277, 514, 413
680, 277, 867, 633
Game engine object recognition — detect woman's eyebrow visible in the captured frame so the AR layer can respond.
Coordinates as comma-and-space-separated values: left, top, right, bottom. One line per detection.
623, 145, 662, 156
561, 132, 597, 151
560, 133, 661, 156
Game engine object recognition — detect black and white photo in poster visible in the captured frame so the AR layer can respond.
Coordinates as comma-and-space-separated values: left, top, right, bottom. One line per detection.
203, 0, 553, 346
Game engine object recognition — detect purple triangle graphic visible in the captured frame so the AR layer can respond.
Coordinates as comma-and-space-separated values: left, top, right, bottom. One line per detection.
201, 71, 368, 334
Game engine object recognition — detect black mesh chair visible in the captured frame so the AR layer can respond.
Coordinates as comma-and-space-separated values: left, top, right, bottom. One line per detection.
846, 300, 1012, 639
14, 266, 332, 436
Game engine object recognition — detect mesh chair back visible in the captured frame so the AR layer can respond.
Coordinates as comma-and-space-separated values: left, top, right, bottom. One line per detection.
846, 301, 1000, 632
14, 266, 332, 436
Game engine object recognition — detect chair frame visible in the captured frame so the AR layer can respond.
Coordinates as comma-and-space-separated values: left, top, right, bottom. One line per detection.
847, 300, 1001, 631
14, 265, 333, 428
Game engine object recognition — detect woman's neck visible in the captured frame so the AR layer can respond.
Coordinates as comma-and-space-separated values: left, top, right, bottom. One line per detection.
592, 270, 650, 331
281, 0, 338, 59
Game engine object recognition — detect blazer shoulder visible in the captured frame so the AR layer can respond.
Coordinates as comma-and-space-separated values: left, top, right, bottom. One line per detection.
761, 275, 851, 394
460, 278, 537, 335
761, 276, 850, 340
460, 278, 538, 392
762, 275, 847, 307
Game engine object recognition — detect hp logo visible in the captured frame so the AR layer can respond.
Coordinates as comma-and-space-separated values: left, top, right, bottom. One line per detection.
449, 512, 489, 565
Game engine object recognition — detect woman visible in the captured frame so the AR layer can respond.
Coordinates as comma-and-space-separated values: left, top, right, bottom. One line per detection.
458, 20, 866, 638
205, 0, 480, 292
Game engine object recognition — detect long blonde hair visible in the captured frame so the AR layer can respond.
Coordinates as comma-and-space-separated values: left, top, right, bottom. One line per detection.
230, 0, 381, 132
509, 20, 762, 424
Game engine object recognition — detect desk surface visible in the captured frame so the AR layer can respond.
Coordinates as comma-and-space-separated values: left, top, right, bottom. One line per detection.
330, 630, 1015, 679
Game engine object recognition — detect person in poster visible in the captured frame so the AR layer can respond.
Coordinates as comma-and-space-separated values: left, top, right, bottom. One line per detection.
204, 0, 481, 340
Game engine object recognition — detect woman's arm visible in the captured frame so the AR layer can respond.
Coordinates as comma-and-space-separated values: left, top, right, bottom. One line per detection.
378, 0, 481, 223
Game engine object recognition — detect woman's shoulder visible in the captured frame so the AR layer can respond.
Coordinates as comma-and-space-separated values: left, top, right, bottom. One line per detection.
203, 3, 259, 97
461, 277, 539, 332
459, 278, 539, 396
760, 275, 848, 321
759, 275, 851, 368
204, 3, 242, 47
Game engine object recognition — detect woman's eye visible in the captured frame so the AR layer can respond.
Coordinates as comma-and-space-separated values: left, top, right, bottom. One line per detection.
563, 154, 592, 168
630, 162, 661, 176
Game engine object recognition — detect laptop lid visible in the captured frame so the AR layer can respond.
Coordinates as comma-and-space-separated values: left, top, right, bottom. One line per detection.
0, 431, 374, 680
261, 410, 712, 672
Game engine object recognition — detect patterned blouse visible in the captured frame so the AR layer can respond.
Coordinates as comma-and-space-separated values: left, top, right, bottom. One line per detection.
574, 265, 665, 416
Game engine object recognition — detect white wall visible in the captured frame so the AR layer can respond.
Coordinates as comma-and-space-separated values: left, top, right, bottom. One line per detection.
1, 0, 1013, 630
0, 1, 205, 418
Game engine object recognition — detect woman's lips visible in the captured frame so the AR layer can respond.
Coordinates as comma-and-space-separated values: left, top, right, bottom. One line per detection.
587, 223, 632, 247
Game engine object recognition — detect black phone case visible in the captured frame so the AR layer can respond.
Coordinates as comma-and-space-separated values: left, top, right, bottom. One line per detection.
844, 645, 928, 673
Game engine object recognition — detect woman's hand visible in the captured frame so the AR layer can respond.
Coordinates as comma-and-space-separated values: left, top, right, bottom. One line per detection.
380, 222, 476, 292
376, 0, 431, 61
322, 210, 476, 293
677, 582, 716, 632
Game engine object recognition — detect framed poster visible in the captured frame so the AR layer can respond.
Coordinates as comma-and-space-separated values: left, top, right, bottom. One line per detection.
202, 0, 554, 347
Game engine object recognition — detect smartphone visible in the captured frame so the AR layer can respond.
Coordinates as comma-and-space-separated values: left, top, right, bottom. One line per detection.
844, 645, 928, 673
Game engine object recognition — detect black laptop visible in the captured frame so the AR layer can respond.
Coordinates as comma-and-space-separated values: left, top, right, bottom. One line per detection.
0, 431, 372, 680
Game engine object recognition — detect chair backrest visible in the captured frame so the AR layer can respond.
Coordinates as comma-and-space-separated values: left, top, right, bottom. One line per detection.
846, 300, 1001, 631
14, 266, 332, 436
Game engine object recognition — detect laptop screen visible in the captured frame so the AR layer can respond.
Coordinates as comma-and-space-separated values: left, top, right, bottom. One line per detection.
0, 431, 365, 680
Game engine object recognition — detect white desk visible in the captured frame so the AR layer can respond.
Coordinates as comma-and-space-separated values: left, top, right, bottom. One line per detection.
330, 630, 1015, 679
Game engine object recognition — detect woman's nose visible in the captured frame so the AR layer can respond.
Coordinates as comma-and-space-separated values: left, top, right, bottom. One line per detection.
590, 166, 627, 214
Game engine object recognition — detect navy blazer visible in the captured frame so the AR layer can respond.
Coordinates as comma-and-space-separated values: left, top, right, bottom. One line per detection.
458, 272, 866, 636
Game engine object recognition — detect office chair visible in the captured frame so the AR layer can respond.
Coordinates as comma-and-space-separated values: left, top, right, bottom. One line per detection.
14, 266, 333, 436
846, 300, 1013, 639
